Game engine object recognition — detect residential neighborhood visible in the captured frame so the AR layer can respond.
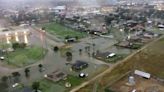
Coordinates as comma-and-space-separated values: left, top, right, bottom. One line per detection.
0, 0, 164, 92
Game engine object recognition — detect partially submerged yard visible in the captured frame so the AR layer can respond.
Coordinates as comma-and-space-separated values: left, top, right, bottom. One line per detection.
35, 65, 108, 92
6, 46, 46, 67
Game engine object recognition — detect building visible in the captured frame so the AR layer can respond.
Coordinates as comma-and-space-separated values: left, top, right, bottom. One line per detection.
0, 28, 30, 44
51, 6, 66, 15
72, 60, 88, 71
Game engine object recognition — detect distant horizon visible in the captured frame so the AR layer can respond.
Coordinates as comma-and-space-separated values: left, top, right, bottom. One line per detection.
0, 0, 162, 9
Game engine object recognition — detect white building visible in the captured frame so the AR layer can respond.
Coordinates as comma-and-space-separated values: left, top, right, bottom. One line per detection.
51, 6, 66, 14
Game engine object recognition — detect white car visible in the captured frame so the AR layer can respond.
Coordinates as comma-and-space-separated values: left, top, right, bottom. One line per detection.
107, 53, 116, 58
0, 56, 5, 60
79, 73, 88, 78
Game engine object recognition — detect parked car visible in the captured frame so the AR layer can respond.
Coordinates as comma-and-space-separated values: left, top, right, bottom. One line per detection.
0, 56, 5, 60
65, 38, 77, 43
79, 73, 88, 78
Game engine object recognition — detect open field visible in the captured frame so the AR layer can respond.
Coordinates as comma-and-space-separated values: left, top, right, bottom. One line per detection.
41, 22, 87, 39
40, 79, 66, 92
6, 46, 46, 67
77, 37, 164, 92
110, 75, 164, 92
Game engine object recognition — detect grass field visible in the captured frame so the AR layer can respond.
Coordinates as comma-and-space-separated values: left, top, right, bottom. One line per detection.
6, 46, 46, 67
42, 22, 87, 39
77, 37, 164, 92
40, 79, 66, 92
59, 75, 84, 87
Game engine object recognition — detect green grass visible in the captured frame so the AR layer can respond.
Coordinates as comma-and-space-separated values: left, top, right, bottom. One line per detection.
0, 43, 11, 49
106, 55, 127, 63
64, 75, 83, 87
39, 79, 66, 92
42, 22, 87, 39
39, 75, 83, 92
57, 75, 84, 88
6, 46, 46, 67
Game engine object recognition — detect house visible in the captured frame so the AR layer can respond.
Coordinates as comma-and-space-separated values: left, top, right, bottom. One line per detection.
142, 31, 159, 38
45, 70, 67, 82
52, 6, 66, 15
158, 24, 164, 30
72, 60, 88, 71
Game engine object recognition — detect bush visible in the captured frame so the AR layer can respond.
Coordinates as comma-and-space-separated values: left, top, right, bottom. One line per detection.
12, 43, 19, 49
32, 82, 40, 91
66, 52, 72, 57
53, 46, 59, 52
1, 76, 8, 83
104, 88, 115, 92
12, 43, 26, 49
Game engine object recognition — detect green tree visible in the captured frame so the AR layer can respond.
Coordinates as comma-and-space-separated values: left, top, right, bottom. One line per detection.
38, 64, 43, 72
12, 72, 21, 83
66, 51, 72, 58
32, 82, 40, 92
53, 46, 59, 52
1, 76, 9, 87
24, 68, 30, 78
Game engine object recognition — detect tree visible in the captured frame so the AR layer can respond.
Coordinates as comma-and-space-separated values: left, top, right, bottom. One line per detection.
75, 36, 79, 40
66, 51, 72, 58
1, 76, 8, 83
12, 43, 26, 49
41, 27, 46, 31
105, 16, 115, 25
38, 64, 43, 72
12, 43, 19, 50
1, 76, 9, 87
32, 82, 40, 92
104, 88, 115, 92
24, 68, 30, 78
53, 46, 59, 52
79, 49, 82, 55
65, 35, 70, 39
12, 72, 21, 83
92, 43, 96, 50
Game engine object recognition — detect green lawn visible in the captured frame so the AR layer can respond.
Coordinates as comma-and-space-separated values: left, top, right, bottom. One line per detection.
42, 22, 87, 39
105, 55, 127, 63
6, 46, 46, 67
0, 43, 11, 49
39, 75, 83, 92
60, 75, 83, 87
40, 79, 66, 92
